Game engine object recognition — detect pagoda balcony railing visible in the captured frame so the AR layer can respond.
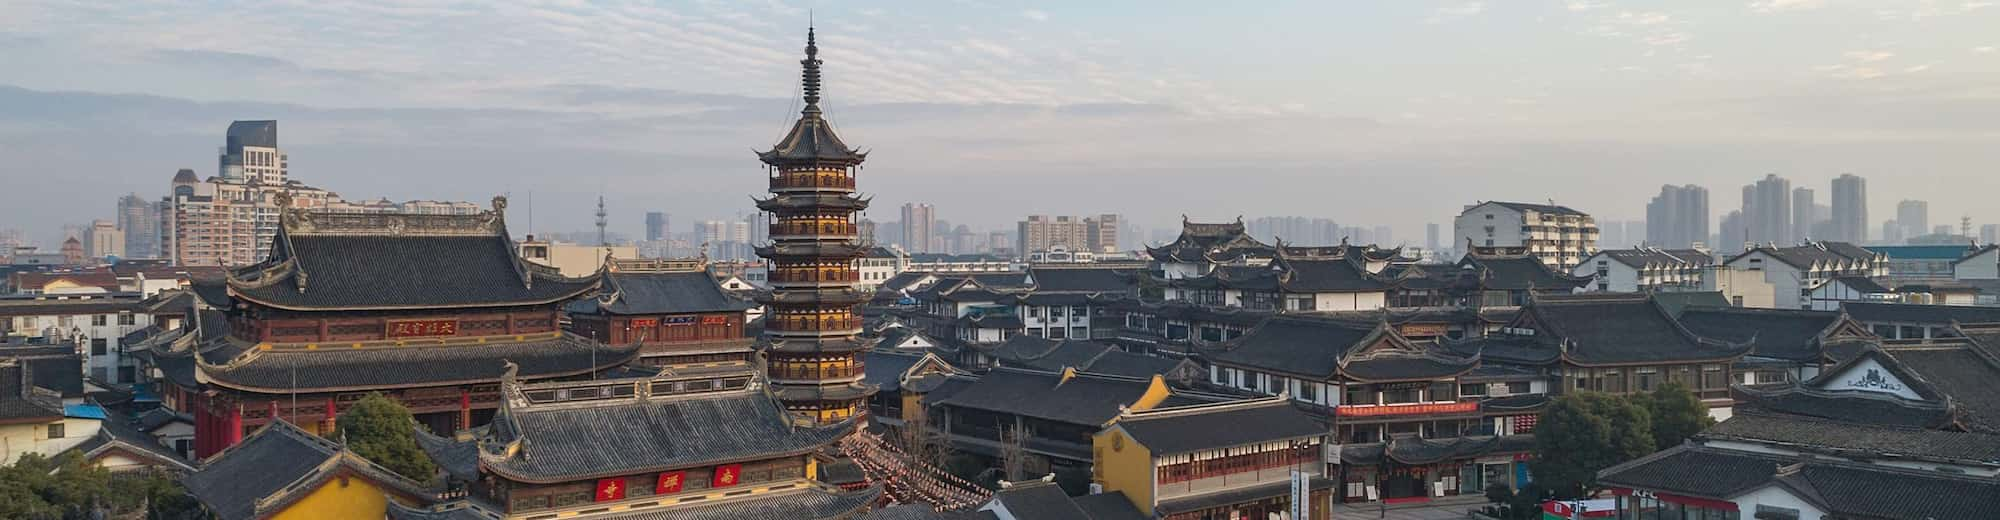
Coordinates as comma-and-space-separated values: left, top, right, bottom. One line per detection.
770, 175, 856, 191
767, 317, 864, 333
769, 270, 861, 284
771, 222, 859, 237
769, 364, 863, 380
1335, 401, 1479, 418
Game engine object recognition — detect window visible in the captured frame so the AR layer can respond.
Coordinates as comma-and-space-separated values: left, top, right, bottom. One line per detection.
117, 313, 135, 326
1701, 365, 1724, 389
1026, 307, 1041, 318
91, 339, 107, 356
46, 423, 64, 439
1636, 368, 1657, 392
1460, 383, 1487, 397
1505, 381, 1531, 395
1382, 387, 1419, 404
92, 315, 107, 326
1345, 385, 1371, 405
1429, 382, 1457, 401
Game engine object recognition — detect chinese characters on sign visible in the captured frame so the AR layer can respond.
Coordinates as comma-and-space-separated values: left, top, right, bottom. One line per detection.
387, 319, 459, 338
1335, 401, 1478, 417
631, 318, 660, 328
711, 464, 743, 488
664, 316, 698, 326
595, 478, 625, 502
700, 315, 729, 325
655, 471, 685, 494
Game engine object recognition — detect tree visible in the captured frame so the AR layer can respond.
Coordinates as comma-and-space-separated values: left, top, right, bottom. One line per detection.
334, 392, 438, 485
0, 451, 195, 519
1641, 382, 1715, 450
1530, 392, 1654, 498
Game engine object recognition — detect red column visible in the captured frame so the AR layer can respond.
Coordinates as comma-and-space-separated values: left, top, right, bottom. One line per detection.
226, 403, 244, 447
324, 397, 338, 432
459, 388, 472, 431
193, 397, 210, 458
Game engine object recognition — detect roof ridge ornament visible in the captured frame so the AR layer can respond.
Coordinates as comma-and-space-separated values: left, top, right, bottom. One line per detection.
801, 26, 822, 115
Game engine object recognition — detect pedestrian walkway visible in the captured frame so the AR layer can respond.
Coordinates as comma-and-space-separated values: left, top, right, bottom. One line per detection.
1329, 495, 1490, 519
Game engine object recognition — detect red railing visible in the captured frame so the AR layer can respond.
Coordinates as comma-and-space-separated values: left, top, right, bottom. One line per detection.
771, 222, 859, 236
767, 316, 863, 333
771, 175, 856, 190
769, 270, 861, 284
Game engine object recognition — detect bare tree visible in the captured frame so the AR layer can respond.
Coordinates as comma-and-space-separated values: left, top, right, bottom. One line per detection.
998, 422, 1030, 483
897, 410, 953, 471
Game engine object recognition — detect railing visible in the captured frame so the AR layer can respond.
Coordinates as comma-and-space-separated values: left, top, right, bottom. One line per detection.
769, 270, 861, 284
770, 364, 862, 380
1335, 401, 1478, 417
767, 316, 863, 333
770, 175, 856, 190
770, 222, 859, 237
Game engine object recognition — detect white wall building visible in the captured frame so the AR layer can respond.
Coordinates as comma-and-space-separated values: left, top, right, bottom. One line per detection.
0, 294, 156, 383
1575, 247, 1714, 293
1720, 242, 1886, 310
1454, 201, 1600, 271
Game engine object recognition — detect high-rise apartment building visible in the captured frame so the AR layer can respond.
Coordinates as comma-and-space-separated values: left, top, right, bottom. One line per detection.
1743, 174, 1793, 245
117, 193, 161, 259
900, 203, 935, 254
1646, 185, 1709, 248
1246, 216, 1342, 245
1425, 223, 1440, 252
1791, 187, 1817, 242
1897, 200, 1929, 240
1088, 214, 1120, 253
1830, 174, 1867, 243
219, 120, 286, 184
1981, 224, 1998, 245
1017, 215, 1090, 255
1454, 201, 1600, 270
83, 220, 123, 260
165, 161, 336, 267
645, 212, 669, 241
1718, 210, 1747, 251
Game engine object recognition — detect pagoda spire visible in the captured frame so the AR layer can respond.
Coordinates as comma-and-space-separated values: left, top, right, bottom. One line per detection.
800, 26, 822, 115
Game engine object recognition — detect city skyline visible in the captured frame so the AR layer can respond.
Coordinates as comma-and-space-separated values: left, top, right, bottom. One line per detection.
3, 1, 1998, 246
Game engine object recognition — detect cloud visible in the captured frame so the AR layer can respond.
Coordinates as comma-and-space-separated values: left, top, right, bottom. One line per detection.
1977, 46, 1997, 53
1566, 1, 1608, 11
1844, 50, 1895, 63
1427, 2, 1486, 23
1023, 10, 1049, 22
1963, 1, 1995, 11
1749, 0, 1825, 13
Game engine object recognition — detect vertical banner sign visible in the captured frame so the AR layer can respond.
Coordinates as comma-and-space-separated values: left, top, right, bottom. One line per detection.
655, 471, 686, 494
595, 478, 625, 502
1290, 469, 1308, 520
712, 463, 744, 488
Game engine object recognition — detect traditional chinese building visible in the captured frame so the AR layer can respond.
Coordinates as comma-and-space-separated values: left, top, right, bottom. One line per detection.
402, 363, 878, 520
183, 419, 437, 520
753, 28, 879, 425
1093, 396, 1334, 519
566, 258, 755, 367
146, 197, 635, 458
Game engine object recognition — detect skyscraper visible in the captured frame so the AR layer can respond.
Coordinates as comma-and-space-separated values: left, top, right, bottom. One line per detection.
900, 203, 935, 254
1981, 224, 1998, 245
1744, 174, 1793, 245
117, 193, 161, 259
1425, 223, 1440, 252
1830, 174, 1867, 243
1718, 210, 1747, 251
644, 212, 669, 241
1645, 184, 1709, 249
219, 120, 285, 184
1897, 200, 1929, 240
1791, 187, 1816, 242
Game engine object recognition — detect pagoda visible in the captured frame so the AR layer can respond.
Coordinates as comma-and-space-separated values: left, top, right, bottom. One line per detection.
754, 27, 878, 425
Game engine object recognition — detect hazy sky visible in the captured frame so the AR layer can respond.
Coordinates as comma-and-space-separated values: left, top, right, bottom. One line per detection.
3, 0, 1998, 246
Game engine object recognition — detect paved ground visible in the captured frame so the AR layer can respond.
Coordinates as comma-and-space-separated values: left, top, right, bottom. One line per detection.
1328, 496, 1491, 520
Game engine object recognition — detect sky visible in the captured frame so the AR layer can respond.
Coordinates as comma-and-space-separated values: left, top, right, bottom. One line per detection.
2, 0, 1998, 246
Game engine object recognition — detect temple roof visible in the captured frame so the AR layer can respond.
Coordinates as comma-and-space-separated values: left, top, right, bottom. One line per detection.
390, 486, 881, 520
759, 29, 865, 167
934, 368, 1196, 427
1519, 294, 1749, 366
1597, 444, 2000, 518
1702, 410, 2000, 467
1024, 267, 1140, 294
1456, 254, 1593, 291
0, 359, 63, 424
569, 270, 753, 316
195, 332, 639, 393
183, 420, 433, 520
478, 379, 853, 483
1339, 434, 1534, 466
227, 201, 598, 311
1109, 397, 1327, 455
1204, 316, 1476, 381
1674, 306, 1852, 362
1584, 247, 1714, 269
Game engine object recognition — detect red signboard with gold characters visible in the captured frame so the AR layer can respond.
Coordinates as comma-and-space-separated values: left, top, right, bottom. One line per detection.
594, 477, 625, 502
711, 463, 743, 488
387, 319, 458, 338
655, 471, 686, 494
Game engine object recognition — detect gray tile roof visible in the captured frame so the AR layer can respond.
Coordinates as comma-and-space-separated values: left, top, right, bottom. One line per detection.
1525, 295, 1749, 366
1885, 346, 2000, 433
183, 420, 432, 520
1487, 201, 1587, 216
229, 233, 597, 311
935, 368, 1158, 426
0, 360, 62, 423
1703, 410, 2000, 466
1459, 255, 1592, 291
570, 271, 752, 316
481, 388, 853, 483
1840, 301, 2000, 325
198, 333, 640, 393
990, 482, 1090, 520
1071, 492, 1148, 520
1113, 398, 1327, 455
1675, 306, 1842, 362
1733, 386, 1953, 429
1027, 267, 1139, 294
1598, 444, 2000, 519
1203, 316, 1375, 379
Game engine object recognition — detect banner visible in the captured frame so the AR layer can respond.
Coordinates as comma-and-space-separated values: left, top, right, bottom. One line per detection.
664, 316, 698, 326
595, 478, 626, 502
656, 471, 686, 494
701, 315, 730, 325
631, 318, 659, 328
712, 463, 744, 488
387, 319, 458, 338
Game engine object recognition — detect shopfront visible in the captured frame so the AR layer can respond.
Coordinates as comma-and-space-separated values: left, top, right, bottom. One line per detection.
1610, 488, 1741, 520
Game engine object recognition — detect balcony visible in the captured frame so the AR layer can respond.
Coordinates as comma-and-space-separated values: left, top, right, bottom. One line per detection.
770, 363, 862, 381
770, 174, 856, 191
770, 222, 859, 238
768, 270, 861, 285
766, 316, 863, 333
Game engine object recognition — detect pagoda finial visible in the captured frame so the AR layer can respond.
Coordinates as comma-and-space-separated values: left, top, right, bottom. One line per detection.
800, 26, 823, 115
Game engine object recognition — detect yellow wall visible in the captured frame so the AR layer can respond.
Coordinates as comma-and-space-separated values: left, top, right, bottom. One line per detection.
272, 473, 408, 520
1091, 427, 1154, 516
